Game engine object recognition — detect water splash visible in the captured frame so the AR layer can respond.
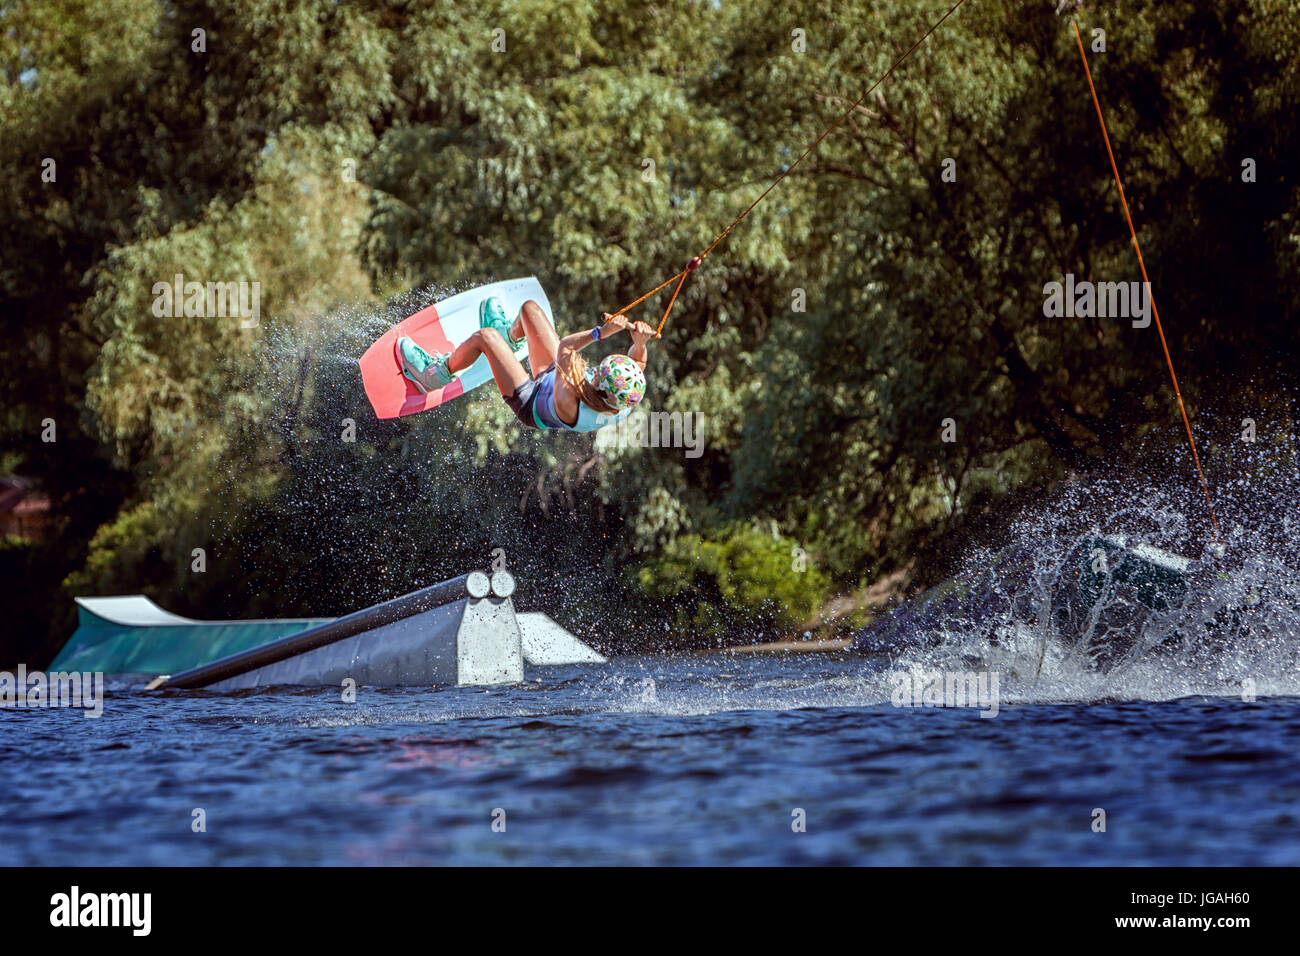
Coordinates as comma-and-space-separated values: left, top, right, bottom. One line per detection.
866, 467, 1300, 704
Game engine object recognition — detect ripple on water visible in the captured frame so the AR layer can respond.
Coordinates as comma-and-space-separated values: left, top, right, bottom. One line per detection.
3, 654, 1299, 865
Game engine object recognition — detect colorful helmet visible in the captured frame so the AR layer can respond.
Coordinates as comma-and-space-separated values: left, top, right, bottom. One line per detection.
594, 354, 645, 410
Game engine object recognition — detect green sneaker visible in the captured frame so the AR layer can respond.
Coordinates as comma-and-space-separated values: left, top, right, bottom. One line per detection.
479, 296, 526, 351
397, 336, 455, 393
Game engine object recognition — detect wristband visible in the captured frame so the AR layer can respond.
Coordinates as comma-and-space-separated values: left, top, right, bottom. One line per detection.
591, 326, 602, 341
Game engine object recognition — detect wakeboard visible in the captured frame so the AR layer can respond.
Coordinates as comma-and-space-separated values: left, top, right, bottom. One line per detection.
359, 276, 556, 419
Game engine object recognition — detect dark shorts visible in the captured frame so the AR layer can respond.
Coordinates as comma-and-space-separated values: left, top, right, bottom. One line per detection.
504, 363, 555, 429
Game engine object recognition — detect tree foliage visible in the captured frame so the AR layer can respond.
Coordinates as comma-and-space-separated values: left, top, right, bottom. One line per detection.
2, 0, 1296, 665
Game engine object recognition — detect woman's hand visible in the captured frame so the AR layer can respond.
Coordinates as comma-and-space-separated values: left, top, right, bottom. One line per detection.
628, 320, 658, 346
599, 312, 630, 339
626, 320, 655, 370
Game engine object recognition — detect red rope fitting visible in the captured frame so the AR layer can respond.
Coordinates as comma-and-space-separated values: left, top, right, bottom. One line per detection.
686, 256, 702, 271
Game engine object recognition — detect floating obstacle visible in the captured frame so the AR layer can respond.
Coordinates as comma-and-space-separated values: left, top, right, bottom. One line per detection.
52, 596, 331, 675
54, 571, 605, 690
849, 532, 1198, 667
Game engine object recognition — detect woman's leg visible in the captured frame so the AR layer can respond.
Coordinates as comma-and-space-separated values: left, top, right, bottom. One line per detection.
511, 300, 561, 379
449, 328, 529, 398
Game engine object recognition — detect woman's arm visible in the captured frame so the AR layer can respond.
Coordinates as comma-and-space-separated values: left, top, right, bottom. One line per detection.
558, 313, 625, 354
556, 312, 638, 374
625, 320, 656, 370
556, 312, 656, 383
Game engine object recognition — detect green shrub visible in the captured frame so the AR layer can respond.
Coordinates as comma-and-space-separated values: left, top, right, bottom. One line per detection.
637, 524, 831, 641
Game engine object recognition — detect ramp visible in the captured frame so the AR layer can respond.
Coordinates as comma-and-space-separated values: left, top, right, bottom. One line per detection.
152, 572, 522, 690
58, 570, 607, 690
518, 612, 607, 664
52, 596, 329, 675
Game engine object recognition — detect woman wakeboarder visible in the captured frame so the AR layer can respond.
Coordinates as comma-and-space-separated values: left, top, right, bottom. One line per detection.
396, 297, 650, 431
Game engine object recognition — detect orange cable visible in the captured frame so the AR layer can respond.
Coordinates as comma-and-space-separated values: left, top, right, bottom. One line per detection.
1072, 21, 1219, 537
656, 269, 692, 335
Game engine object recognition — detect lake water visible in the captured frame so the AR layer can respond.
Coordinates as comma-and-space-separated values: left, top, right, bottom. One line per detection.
3, 652, 1298, 865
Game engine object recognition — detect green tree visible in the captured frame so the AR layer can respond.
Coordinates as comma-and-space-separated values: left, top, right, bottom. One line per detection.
3, 0, 1296, 666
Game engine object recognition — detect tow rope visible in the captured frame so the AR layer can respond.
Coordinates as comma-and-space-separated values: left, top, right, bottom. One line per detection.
608, 6, 1219, 540
1073, 20, 1220, 538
